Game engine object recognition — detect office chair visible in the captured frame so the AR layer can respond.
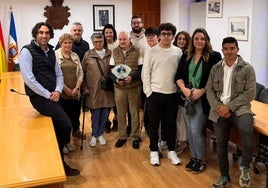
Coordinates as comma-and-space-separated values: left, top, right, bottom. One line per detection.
255, 82, 265, 100
253, 88, 268, 175
258, 88, 268, 103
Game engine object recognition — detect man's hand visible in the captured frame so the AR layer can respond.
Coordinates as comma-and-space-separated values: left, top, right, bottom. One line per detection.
124, 76, 132, 84
217, 105, 230, 118
117, 79, 125, 86
50, 91, 60, 102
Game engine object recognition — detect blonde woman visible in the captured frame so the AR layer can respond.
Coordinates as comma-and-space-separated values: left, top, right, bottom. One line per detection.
55, 33, 84, 154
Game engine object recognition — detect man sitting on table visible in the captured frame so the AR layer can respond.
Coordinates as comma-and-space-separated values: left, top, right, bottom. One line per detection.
206, 37, 256, 188
19, 22, 80, 176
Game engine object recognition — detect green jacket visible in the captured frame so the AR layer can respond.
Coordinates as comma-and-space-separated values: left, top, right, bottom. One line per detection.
206, 56, 256, 123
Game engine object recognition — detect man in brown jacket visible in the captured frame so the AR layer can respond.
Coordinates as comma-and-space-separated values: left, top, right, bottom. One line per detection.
110, 31, 143, 149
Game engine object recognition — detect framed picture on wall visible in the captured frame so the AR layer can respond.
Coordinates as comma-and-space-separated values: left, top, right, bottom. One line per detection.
93, 5, 115, 31
206, 0, 223, 18
228, 17, 249, 41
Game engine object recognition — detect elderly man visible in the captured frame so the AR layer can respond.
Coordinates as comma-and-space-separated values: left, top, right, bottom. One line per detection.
110, 31, 143, 149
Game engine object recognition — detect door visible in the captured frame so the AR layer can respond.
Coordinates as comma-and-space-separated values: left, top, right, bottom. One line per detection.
132, 0, 160, 28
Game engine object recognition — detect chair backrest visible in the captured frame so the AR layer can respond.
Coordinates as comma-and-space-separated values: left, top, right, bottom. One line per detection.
258, 88, 268, 104
255, 82, 265, 100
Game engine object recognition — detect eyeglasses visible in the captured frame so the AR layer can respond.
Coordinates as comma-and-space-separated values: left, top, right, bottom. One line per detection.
131, 22, 142, 25
93, 41, 103, 44
160, 32, 173, 37
145, 34, 157, 38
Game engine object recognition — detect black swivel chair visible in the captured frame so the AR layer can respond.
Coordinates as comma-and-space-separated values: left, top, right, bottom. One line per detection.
255, 82, 265, 100
253, 88, 268, 176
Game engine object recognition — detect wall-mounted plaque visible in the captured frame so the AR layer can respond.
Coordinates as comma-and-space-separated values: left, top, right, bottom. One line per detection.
44, 0, 70, 29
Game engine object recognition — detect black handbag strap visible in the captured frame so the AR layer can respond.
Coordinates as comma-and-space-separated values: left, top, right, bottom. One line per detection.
192, 57, 203, 78
95, 58, 105, 77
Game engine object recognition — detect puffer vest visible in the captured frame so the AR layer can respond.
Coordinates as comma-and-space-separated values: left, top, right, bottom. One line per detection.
23, 40, 57, 96
112, 45, 141, 89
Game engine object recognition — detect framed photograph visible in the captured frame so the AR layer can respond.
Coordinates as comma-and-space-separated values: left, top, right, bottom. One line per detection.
206, 0, 223, 18
93, 5, 115, 31
228, 17, 249, 41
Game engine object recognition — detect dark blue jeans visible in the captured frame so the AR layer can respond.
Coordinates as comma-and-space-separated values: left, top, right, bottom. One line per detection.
90, 107, 110, 138
213, 113, 254, 176
29, 95, 72, 160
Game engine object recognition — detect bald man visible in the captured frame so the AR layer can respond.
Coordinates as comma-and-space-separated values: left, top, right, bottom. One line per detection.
110, 31, 143, 149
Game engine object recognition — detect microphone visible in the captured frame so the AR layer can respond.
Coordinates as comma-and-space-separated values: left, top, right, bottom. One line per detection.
10, 88, 27, 95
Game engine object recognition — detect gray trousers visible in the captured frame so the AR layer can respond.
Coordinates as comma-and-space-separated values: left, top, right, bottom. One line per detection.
213, 113, 254, 177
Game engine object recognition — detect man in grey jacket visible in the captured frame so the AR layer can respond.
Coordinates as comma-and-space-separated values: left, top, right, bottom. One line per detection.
206, 37, 256, 188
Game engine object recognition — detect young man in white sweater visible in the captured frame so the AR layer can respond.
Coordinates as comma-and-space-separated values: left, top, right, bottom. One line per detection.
142, 23, 182, 166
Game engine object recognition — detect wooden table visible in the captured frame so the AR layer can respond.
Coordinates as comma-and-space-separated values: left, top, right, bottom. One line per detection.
0, 72, 66, 188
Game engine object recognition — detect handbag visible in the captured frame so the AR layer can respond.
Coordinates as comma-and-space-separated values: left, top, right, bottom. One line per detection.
95, 58, 114, 91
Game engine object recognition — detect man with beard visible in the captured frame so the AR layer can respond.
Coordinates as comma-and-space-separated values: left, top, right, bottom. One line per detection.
128, 15, 150, 136
130, 15, 150, 54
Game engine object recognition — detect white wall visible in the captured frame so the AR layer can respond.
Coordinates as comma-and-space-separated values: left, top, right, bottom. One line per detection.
251, 0, 268, 86
189, 2, 206, 34
0, 0, 132, 49
161, 0, 192, 32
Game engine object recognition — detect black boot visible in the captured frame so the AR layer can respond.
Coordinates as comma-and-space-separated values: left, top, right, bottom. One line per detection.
64, 162, 80, 176
105, 120, 111, 133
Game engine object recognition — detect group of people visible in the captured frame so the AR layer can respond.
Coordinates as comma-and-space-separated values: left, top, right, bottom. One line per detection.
19, 14, 256, 188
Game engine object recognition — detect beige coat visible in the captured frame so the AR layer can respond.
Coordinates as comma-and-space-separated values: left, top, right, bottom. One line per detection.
82, 49, 115, 109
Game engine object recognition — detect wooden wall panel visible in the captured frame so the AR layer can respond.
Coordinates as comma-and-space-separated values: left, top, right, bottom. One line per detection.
132, 0, 160, 28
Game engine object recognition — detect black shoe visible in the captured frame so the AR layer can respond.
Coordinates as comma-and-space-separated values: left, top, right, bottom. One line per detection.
192, 159, 206, 174
64, 163, 80, 176
115, 139, 127, 148
185, 158, 196, 171
111, 119, 118, 131
126, 125, 131, 135
132, 140, 140, 149
105, 120, 112, 133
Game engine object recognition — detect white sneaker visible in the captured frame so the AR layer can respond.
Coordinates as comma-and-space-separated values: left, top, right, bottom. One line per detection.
63, 145, 69, 154
89, 136, 97, 147
150, 151, 160, 166
66, 143, 75, 152
98, 135, 107, 146
167, 151, 182, 165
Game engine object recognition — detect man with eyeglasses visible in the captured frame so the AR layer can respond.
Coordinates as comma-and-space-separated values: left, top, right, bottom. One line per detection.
142, 23, 182, 166
130, 15, 149, 54
128, 15, 150, 136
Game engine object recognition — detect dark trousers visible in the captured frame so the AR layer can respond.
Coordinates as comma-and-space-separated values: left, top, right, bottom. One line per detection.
61, 98, 81, 132
29, 95, 72, 160
147, 92, 178, 151
213, 113, 254, 176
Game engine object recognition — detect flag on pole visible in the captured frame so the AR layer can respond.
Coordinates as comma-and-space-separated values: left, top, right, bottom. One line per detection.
0, 21, 7, 77
8, 10, 18, 71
